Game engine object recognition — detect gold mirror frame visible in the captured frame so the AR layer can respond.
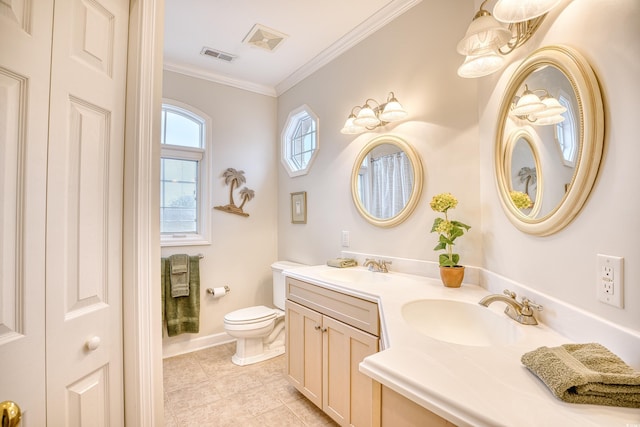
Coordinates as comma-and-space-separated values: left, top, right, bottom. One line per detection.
351, 135, 424, 228
505, 129, 543, 219
495, 45, 604, 236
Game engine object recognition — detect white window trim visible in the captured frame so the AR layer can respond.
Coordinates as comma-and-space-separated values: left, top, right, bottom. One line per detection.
161, 98, 212, 247
281, 104, 319, 177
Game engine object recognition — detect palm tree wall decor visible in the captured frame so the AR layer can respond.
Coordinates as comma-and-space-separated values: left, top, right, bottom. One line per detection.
214, 168, 255, 217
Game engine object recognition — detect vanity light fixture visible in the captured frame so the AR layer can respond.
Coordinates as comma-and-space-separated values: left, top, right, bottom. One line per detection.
457, 0, 562, 78
340, 92, 408, 135
510, 85, 566, 125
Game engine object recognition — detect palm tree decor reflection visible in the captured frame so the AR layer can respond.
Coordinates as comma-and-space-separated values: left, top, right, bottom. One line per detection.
214, 168, 255, 217
518, 166, 537, 198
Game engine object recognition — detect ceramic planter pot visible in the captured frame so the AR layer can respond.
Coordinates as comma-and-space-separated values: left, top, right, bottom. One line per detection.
439, 265, 465, 288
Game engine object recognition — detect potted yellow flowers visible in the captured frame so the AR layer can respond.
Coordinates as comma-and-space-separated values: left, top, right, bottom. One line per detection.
430, 193, 471, 287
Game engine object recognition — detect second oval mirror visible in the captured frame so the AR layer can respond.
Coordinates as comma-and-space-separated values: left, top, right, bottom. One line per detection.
351, 135, 423, 227
495, 45, 604, 236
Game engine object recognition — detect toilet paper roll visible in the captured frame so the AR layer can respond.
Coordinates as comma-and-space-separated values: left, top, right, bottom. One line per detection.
207, 286, 228, 299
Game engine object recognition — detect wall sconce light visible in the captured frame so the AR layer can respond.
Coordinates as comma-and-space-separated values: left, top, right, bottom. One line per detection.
457, 0, 562, 78
510, 85, 566, 125
340, 92, 408, 134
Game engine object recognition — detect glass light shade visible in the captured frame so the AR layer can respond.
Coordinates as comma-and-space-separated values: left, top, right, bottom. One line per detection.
511, 90, 545, 116
534, 114, 565, 126
456, 14, 512, 55
535, 97, 567, 118
353, 105, 380, 127
457, 51, 505, 78
379, 100, 408, 122
493, 0, 562, 23
340, 115, 365, 134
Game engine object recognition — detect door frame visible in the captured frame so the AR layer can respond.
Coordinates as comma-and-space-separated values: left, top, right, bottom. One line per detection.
123, 0, 164, 425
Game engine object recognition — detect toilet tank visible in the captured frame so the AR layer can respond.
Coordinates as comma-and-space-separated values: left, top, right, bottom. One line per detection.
271, 260, 305, 310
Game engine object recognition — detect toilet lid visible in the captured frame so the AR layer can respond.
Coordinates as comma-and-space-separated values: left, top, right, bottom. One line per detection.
224, 305, 277, 325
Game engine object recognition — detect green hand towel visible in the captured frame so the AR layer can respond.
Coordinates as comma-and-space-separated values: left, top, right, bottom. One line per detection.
169, 254, 190, 297
521, 343, 640, 408
163, 256, 200, 337
327, 258, 357, 268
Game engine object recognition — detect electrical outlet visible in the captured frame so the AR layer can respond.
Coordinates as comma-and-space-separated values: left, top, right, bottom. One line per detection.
341, 230, 350, 247
597, 254, 624, 308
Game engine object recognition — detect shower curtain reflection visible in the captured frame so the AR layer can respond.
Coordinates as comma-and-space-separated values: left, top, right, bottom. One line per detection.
363, 151, 413, 219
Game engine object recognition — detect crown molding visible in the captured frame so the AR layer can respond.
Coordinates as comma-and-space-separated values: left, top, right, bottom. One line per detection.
275, 0, 423, 95
163, 61, 278, 97
163, 0, 422, 98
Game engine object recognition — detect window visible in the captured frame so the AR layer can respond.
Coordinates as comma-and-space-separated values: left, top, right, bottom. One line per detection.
555, 92, 578, 167
160, 100, 211, 246
281, 105, 319, 177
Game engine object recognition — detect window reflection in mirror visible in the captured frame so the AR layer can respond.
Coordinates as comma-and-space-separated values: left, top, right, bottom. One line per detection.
505, 65, 580, 220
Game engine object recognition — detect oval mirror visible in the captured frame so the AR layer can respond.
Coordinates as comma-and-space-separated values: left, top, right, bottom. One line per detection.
495, 45, 604, 235
505, 129, 542, 218
351, 135, 423, 227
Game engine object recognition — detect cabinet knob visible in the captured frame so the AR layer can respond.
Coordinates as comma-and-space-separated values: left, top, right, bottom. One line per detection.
86, 336, 101, 351
314, 325, 327, 332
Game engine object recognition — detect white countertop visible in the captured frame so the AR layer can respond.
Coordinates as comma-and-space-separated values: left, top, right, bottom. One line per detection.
284, 265, 640, 427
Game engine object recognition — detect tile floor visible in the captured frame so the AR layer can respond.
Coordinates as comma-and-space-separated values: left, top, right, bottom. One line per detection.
163, 342, 339, 426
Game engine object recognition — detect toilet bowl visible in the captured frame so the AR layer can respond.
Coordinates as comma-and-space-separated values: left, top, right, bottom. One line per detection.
223, 260, 304, 366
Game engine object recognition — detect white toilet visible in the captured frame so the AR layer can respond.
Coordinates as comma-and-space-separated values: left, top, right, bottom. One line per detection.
223, 260, 304, 366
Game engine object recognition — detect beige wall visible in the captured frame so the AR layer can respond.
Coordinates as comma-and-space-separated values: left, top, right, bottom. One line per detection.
161, 71, 278, 349
277, 0, 481, 267
278, 0, 640, 333
478, 0, 640, 332
161, 0, 640, 350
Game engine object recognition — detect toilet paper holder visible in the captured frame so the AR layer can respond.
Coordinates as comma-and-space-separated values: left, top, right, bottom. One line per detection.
206, 285, 230, 297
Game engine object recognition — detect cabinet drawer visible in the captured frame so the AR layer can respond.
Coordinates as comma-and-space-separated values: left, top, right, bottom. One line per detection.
287, 277, 379, 336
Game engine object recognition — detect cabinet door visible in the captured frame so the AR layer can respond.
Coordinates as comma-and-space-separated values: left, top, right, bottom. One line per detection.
286, 300, 323, 407
323, 316, 379, 427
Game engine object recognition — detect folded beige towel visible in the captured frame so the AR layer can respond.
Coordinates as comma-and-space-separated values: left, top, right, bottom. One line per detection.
521, 343, 640, 408
169, 254, 190, 297
327, 258, 357, 268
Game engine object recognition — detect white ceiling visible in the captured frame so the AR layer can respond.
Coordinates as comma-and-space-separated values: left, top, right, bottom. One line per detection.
163, 0, 422, 96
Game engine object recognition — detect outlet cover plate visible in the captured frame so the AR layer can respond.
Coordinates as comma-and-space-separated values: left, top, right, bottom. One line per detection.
596, 254, 623, 308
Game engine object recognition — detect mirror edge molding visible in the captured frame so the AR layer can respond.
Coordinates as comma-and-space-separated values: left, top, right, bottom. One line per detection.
503, 128, 543, 219
351, 134, 424, 228
495, 45, 605, 236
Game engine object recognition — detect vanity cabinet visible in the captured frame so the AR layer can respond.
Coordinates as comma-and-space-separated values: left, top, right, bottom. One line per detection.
378, 384, 456, 427
285, 277, 380, 427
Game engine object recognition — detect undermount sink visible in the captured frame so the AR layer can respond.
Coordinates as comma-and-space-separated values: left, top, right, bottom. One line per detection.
402, 299, 522, 347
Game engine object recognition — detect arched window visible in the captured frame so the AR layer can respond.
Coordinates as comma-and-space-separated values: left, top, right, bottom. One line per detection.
160, 100, 211, 246
281, 105, 319, 177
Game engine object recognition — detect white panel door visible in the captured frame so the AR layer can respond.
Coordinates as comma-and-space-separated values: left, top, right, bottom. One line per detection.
0, 1, 54, 425
45, 0, 129, 425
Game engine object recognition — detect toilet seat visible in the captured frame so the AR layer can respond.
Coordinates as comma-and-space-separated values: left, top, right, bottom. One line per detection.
224, 305, 276, 326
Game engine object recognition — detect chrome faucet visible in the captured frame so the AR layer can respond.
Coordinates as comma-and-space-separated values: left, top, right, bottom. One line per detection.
363, 258, 392, 273
478, 289, 542, 325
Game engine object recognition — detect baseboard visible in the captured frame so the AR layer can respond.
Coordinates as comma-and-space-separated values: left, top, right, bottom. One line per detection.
162, 331, 235, 359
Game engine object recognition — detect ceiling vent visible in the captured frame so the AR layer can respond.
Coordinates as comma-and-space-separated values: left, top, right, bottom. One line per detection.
243, 24, 288, 52
200, 47, 237, 62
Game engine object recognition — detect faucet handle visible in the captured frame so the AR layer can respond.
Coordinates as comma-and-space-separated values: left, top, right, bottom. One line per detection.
503, 289, 517, 299
521, 297, 543, 312
380, 260, 392, 272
